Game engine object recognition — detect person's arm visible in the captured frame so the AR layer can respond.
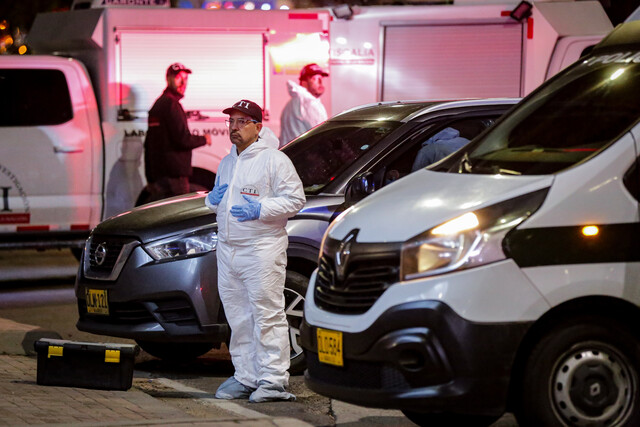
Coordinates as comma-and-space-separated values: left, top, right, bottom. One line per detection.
167, 100, 208, 150
259, 153, 306, 221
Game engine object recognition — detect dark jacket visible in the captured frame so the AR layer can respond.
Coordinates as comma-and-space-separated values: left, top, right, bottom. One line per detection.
144, 88, 207, 182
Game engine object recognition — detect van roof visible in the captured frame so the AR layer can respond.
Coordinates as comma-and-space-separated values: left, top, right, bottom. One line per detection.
592, 20, 640, 54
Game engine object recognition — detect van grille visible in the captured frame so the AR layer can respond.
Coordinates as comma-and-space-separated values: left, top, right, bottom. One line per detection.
314, 235, 401, 315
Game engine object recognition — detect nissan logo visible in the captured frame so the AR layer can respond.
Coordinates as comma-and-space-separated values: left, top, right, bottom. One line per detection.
95, 243, 108, 266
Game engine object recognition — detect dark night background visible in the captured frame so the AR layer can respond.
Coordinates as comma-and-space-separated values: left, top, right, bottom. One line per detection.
0, 0, 639, 54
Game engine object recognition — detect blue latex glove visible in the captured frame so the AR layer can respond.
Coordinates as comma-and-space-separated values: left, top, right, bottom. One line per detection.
230, 195, 261, 222
207, 183, 228, 206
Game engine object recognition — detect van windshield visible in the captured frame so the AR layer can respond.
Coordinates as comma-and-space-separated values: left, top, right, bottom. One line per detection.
450, 54, 640, 175
282, 120, 401, 194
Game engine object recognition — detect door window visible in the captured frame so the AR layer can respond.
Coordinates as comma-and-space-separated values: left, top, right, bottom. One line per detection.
0, 69, 73, 126
372, 115, 500, 187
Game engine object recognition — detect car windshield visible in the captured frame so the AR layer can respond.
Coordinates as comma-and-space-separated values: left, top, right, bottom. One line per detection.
450, 54, 640, 175
282, 120, 402, 194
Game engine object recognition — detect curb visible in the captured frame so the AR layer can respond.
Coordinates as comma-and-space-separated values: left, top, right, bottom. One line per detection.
0, 318, 62, 356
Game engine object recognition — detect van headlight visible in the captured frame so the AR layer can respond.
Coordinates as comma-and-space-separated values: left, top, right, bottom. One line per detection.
400, 189, 547, 281
143, 225, 218, 261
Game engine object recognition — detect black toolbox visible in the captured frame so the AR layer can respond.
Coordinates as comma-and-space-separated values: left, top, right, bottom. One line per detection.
34, 338, 139, 390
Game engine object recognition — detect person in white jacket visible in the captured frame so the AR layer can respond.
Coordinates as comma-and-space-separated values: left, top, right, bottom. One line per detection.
205, 99, 305, 403
279, 63, 329, 147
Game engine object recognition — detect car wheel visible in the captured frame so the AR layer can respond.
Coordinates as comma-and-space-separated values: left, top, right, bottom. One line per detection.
135, 340, 215, 361
516, 317, 640, 427
401, 411, 499, 427
284, 270, 308, 375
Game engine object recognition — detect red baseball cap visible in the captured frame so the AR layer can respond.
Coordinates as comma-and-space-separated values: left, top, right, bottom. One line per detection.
299, 63, 329, 81
166, 63, 192, 78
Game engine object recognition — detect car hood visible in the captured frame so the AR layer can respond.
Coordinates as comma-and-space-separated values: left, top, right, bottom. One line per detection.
328, 170, 554, 243
94, 193, 215, 242
94, 192, 344, 244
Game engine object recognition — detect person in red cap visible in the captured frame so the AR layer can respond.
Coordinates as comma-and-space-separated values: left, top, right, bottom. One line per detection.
279, 63, 329, 147
143, 62, 211, 203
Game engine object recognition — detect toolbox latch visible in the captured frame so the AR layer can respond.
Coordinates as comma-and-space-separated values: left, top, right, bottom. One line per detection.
48, 345, 63, 358
105, 349, 121, 363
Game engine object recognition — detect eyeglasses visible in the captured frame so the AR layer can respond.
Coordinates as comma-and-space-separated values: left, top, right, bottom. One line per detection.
225, 118, 258, 128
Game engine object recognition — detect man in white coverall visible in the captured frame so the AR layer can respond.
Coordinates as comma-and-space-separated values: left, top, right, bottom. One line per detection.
205, 99, 305, 402
279, 63, 329, 147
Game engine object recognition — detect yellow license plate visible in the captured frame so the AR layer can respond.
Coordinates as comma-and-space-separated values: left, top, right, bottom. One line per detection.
317, 328, 343, 367
85, 288, 109, 315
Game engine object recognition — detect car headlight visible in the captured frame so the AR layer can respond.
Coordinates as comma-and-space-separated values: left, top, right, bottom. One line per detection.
400, 189, 547, 281
143, 225, 218, 261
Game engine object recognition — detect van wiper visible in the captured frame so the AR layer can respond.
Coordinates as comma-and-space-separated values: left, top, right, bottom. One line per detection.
469, 163, 522, 175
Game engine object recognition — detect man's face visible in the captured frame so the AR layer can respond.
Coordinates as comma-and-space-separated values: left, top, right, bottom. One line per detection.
167, 71, 189, 96
302, 74, 325, 98
228, 111, 261, 153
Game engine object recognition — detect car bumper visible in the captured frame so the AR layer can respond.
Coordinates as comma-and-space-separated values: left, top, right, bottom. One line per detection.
75, 245, 228, 343
301, 261, 547, 416
301, 300, 531, 416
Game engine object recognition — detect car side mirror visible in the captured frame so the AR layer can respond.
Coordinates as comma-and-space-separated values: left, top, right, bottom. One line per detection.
345, 172, 376, 206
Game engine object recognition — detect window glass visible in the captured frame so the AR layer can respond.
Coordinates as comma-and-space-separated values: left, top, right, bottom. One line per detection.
0, 69, 73, 126
455, 57, 640, 175
378, 115, 500, 186
282, 120, 402, 194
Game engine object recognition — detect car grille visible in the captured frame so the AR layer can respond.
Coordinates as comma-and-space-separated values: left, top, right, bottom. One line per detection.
78, 297, 199, 326
78, 299, 154, 324
314, 233, 401, 315
306, 351, 410, 390
83, 235, 139, 281
153, 299, 199, 326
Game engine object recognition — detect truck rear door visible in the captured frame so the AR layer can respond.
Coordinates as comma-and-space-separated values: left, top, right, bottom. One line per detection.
381, 21, 523, 100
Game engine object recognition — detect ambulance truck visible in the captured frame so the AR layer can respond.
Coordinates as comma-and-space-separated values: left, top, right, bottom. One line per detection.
0, 1, 611, 255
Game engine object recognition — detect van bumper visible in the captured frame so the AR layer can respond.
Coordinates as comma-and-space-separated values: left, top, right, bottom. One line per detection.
301, 301, 531, 416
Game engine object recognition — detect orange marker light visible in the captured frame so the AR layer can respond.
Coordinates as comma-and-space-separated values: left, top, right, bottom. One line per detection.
582, 225, 599, 237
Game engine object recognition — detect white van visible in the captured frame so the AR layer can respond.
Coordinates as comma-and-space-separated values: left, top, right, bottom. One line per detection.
301, 20, 640, 427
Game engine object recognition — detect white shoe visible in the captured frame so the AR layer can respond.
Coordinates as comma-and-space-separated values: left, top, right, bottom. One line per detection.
249, 381, 296, 403
215, 376, 255, 400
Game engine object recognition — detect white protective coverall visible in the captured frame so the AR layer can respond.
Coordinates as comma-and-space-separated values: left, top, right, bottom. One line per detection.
259, 126, 280, 149
205, 135, 305, 390
279, 80, 328, 148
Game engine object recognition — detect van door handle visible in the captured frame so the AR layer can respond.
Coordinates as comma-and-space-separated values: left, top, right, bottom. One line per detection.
53, 145, 84, 153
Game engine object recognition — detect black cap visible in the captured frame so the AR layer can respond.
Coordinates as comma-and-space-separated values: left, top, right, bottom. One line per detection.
166, 63, 192, 78
222, 99, 263, 123
299, 63, 329, 81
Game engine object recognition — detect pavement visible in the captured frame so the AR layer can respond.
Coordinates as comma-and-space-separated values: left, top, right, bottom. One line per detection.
0, 317, 312, 427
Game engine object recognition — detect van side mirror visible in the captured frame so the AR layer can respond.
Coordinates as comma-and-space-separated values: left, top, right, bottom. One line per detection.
345, 172, 376, 206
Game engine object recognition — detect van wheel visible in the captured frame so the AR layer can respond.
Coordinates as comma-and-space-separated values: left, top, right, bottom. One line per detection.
515, 318, 640, 427
135, 340, 214, 361
284, 270, 308, 375
401, 411, 498, 427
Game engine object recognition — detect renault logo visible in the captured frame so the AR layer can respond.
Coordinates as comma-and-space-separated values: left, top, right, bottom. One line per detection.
95, 243, 108, 266
335, 230, 358, 282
